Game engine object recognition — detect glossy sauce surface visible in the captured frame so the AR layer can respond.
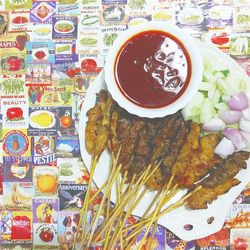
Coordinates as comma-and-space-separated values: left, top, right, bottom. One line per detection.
115, 30, 191, 108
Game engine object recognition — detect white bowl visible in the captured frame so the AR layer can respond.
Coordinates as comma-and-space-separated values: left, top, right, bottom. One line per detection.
105, 21, 203, 118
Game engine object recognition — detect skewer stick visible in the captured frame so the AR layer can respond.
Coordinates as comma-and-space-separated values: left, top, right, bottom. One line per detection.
85, 164, 122, 247
73, 156, 98, 249
108, 186, 148, 249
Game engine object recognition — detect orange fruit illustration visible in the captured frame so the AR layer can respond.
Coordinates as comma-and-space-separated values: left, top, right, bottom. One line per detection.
37, 175, 57, 194
60, 115, 72, 128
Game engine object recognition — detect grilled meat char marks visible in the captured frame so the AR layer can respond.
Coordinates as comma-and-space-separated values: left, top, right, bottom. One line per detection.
187, 151, 250, 209
85, 90, 108, 156
128, 119, 162, 183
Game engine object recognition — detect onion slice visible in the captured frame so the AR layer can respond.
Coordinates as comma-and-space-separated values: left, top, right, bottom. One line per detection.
215, 137, 234, 158
227, 91, 249, 111
202, 117, 226, 132
223, 127, 246, 150
219, 110, 242, 124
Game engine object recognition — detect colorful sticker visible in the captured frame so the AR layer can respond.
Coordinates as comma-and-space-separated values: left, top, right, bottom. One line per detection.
52, 16, 78, 40
32, 135, 56, 166
33, 223, 58, 245
58, 211, 80, 246
0, 11, 9, 35
230, 33, 250, 57
55, 40, 78, 62
31, 23, 52, 41
100, 5, 127, 25
2, 129, 30, 157
0, 76, 26, 97
55, 107, 75, 136
230, 204, 250, 228
230, 228, 250, 250
196, 227, 230, 249
26, 41, 55, 64
58, 158, 89, 184
30, 1, 56, 23
1, 98, 28, 129
11, 211, 32, 240
32, 198, 59, 223
33, 166, 58, 197
56, 136, 80, 158
3, 182, 34, 211
28, 106, 57, 136
233, 7, 250, 32
56, 3, 80, 15
9, 10, 31, 33
5, 0, 32, 11
26, 63, 52, 86
3, 156, 32, 182
59, 184, 87, 210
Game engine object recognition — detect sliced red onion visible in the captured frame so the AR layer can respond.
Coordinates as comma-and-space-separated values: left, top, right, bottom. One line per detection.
240, 120, 250, 133
223, 127, 246, 150
202, 117, 226, 132
240, 131, 250, 147
242, 108, 250, 121
219, 110, 242, 124
227, 91, 249, 111
215, 137, 234, 158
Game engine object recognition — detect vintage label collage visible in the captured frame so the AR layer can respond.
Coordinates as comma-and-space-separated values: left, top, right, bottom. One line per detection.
0, 0, 249, 249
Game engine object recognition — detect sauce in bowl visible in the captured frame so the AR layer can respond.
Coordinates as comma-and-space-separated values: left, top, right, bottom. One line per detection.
114, 30, 192, 108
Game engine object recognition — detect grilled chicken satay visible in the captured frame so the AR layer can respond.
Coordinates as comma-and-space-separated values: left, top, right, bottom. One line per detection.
171, 123, 200, 187
161, 118, 190, 181
94, 95, 114, 159
115, 111, 145, 172
188, 178, 240, 210
187, 151, 250, 209
85, 90, 108, 155
107, 104, 121, 153
127, 125, 152, 182
150, 113, 182, 165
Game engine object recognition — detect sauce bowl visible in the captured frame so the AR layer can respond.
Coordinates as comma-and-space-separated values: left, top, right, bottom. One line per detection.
105, 21, 203, 118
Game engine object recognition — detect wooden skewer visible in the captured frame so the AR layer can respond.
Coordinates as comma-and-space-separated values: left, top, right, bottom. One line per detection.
73, 156, 98, 249
86, 164, 122, 247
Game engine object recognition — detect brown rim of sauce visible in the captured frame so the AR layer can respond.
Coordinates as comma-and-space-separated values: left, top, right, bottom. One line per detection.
114, 30, 192, 109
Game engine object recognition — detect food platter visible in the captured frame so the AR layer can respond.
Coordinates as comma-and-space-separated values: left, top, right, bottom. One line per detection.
79, 41, 250, 241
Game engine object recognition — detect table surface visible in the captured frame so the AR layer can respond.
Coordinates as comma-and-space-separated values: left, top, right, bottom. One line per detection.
0, 0, 249, 249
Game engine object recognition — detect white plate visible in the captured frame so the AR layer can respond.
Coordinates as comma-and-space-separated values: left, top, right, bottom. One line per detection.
79, 42, 250, 241
54, 20, 75, 34
29, 110, 56, 129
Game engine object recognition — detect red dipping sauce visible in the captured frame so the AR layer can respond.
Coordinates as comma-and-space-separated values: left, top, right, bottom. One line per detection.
115, 30, 192, 108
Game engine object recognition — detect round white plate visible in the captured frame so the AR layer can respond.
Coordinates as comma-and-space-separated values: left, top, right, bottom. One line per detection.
79, 42, 250, 241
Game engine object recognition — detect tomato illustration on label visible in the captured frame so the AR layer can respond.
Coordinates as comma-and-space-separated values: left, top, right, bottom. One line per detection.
6, 107, 23, 121
35, 51, 46, 60
66, 68, 76, 78
81, 59, 97, 72
39, 227, 54, 242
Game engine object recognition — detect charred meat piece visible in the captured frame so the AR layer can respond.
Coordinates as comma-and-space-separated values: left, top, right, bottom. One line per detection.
117, 115, 145, 172
85, 90, 108, 155
107, 104, 121, 153
188, 178, 240, 210
203, 151, 250, 188
171, 123, 201, 188
187, 151, 250, 209
150, 113, 182, 164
